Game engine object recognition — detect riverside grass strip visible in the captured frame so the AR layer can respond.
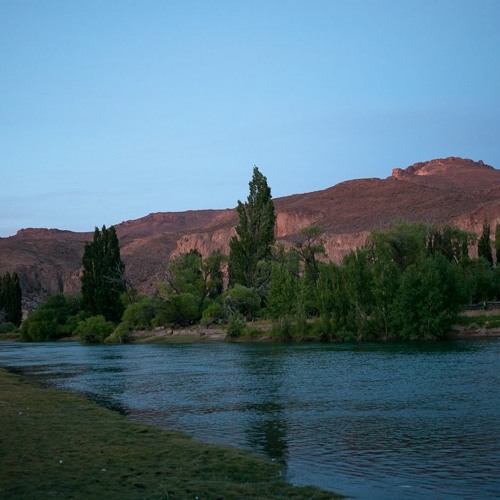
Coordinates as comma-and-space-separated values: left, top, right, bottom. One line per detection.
0, 368, 340, 499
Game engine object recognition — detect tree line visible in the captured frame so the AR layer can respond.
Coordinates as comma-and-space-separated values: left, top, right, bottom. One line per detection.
10, 167, 500, 343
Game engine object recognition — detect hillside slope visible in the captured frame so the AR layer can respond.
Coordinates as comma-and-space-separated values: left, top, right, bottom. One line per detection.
1, 157, 499, 310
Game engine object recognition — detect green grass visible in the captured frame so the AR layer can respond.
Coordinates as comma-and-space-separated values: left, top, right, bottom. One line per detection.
455, 315, 500, 328
0, 368, 341, 499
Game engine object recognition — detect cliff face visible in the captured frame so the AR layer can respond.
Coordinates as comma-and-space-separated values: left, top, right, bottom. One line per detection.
1, 157, 499, 310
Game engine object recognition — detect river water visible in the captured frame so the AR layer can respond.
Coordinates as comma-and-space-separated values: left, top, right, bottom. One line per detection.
0, 339, 499, 499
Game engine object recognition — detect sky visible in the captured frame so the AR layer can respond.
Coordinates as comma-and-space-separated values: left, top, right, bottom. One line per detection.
1, 0, 499, 237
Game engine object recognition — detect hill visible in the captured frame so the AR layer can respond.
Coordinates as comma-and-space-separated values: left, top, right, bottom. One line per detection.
1, 157, 499, 311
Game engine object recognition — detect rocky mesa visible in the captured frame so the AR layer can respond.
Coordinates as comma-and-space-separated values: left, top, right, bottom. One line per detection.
1, 157, 499, 310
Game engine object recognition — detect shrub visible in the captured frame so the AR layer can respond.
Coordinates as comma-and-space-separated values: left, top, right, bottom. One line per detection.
0, 322, 16, 334
226, 313, 247, 338
105, 323, 130, 344
223, 285, 261, 320
200, 302, 224, 325
168, 293, 200, 326
76, 315, 115, 343
21, 294, 81, 341
121, 296, 165, 330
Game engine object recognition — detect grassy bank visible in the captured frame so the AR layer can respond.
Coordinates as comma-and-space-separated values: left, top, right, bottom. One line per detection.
0, 368, 339, 499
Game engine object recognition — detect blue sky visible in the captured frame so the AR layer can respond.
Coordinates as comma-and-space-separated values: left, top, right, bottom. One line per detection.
1, 0, 499, 237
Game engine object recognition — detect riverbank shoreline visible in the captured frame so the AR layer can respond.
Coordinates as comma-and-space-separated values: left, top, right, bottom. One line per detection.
127, 322, 500, 344
0, 367, 340, 499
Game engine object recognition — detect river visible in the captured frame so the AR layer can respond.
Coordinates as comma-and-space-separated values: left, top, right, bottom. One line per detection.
0, 339, 499, 499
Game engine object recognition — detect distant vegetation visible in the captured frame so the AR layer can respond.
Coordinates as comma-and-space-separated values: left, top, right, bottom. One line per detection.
9, 168, 500, 343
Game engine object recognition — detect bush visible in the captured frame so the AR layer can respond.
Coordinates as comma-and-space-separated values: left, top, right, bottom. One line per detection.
105, 323, 130, 344
0, 322, 17, 334
223, 285, 261, 320
168, 293, 200, 326
21, 294, 82, 341
121, 296, 165, 330
226, 313, 247, 338
200, 301, 224, 325
76, 315, 115, 343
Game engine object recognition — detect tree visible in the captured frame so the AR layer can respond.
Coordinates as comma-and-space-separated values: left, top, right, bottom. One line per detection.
76, 315, 115, 344
478, 222, 493, 267
341, 249, 375, 340
0, 272, 22, 326
427, 225, 471, 264
267, 263, 297, 336
368, 221, 428, 270
222, 284, 261, 320
316, 263, 344, 340
391, 255, 466, 340
159, 249, 226, 325
495, 223, 500, 267
21, 293, 82, 341
293, 224, 326, 284
81, 225, 126, 322
229, 167, 276, 290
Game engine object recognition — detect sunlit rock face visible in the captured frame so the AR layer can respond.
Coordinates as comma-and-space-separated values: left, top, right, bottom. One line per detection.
2, 157, 499, 310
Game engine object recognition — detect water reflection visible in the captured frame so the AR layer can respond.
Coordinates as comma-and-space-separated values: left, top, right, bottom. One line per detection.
239, 346, 289, 464
247, 408, 288, 464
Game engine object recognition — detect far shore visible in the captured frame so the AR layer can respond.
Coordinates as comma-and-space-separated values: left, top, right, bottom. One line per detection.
127, 318, 500, 344
2, 309, 500, 344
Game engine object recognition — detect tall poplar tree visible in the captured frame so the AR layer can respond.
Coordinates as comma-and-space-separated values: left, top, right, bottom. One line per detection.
81, 225, 126, 322
478, 222, 493, 267
229, 167, 276, 289
0, 272, 22, 326
495, 223, 500, 266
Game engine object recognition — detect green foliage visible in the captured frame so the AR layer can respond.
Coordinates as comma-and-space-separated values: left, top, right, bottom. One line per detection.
159, 249, 226, 325
496, 223, 500, 266
293, 224, 326, 284
223, 284, 261, 320
0, 272, 22, 327
312, 222, 475, 341
167, 293, 200, 326
21, 294, 82, 341
81, 225, 126, 322
226, 313, 247, 338
105, 322, 130, 344
267, 263, 297, 336
76, 315, 115, 343
200, 301, 224, 325
391, 255, 466, 339
478, 222, 493, 266
328, 249, 377, 340
455, 314, 500, 328
461, 258, 496, 302
427, 224, 471, 263
121, 296, 166, 330
229, 167, 276, 289
368, 221, 429, 270
316, 263, 345, 340
0, 322, 17, 334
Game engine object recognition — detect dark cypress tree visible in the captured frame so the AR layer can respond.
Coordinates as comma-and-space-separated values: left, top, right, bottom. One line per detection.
228, 167, 276, 289
478, 222, 493, 267
0, 272, 22, 326
81, 225, 125, 322
495, 223, 500, 267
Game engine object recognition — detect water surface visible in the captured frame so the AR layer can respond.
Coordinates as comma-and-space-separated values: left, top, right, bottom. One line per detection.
1, 340, 499, 499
